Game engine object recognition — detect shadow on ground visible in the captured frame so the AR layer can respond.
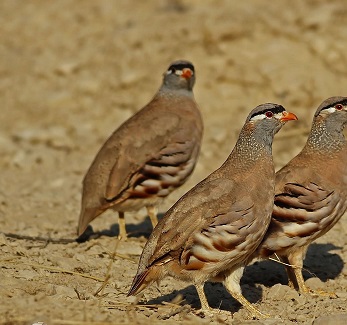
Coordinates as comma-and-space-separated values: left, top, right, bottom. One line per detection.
139, 281, 263, 314
76, 212, 166, 242
244, 243, 343, 287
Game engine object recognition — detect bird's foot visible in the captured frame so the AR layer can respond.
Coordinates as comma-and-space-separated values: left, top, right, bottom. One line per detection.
195, 307, 229, 318
195, 307, 214, 318
297, 281, 337, 298
117, 233, 128, 241
195, 306, 271, 320
302, 288, 337, 298
246, 306, 271, 320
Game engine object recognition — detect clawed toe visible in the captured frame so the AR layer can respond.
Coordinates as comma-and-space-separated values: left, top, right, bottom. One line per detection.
306, 289, 337, 298
117, 234, 127, 241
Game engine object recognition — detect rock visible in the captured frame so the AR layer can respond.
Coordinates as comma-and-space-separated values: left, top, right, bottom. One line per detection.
313, 314, 347, 325
267, 283, 292, 300
305, 277, 325, 291
54, 285, 77, 298
55, 61, 80, 76
17, 269, 38, 280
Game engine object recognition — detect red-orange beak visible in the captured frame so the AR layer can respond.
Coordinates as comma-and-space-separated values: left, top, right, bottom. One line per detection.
181, 68, 193, 79
280, 111, 298, 122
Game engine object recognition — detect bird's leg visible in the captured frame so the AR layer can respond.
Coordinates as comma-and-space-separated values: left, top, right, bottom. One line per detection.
195, 283, 211, 311
118, 212, 127, 240
287, 251, 336, 298
281, 256, 298, 289
286, 253, 309, 294
194, 283, 216, 317
146, 205, 158, 228
224, 268, 270, 319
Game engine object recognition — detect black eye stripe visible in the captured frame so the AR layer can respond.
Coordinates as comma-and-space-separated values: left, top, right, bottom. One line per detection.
329, 100, 347, 109
335, 99, 347, 106
168, 63, 194, 73
250, 106, 285, 119
317, 99, 347, 116
324, 100, 347, 110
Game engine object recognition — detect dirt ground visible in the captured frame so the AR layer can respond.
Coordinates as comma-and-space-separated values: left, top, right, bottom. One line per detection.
1, 0, 347, 324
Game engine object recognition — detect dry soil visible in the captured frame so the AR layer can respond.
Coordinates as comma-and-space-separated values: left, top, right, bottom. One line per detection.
1, 1, 347, 324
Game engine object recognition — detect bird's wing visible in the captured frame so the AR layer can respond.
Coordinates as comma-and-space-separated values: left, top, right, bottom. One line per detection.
104, 110, 201, 202
106, 124, 200, 203
268, 181, 342, 243
182, 199, 260, 270
139, 176, 262, 271
273, 182, 337, 223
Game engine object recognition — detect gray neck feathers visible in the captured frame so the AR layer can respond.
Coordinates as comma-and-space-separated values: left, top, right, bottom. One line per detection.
223, 124, 274, 171
306, 118, 346, 153
157, 84, 194, 98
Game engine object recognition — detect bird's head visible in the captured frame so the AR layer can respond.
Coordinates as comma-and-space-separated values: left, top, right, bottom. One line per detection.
163, 60, 195, 91
245, 103, 298, 138
314, 96, 347, 129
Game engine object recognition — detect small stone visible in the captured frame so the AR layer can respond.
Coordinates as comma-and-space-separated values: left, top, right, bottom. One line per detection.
305, 277, 325, 291
54, 285, 77, 298
55, 62, 80, 75
266, 283, 292, 300
17, 269, 38, 280
313, 314, 347, 325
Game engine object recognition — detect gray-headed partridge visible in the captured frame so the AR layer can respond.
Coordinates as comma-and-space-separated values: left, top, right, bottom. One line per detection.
258, 96, 347, 295
128, 104, 298, 318
77, 60, 203, 239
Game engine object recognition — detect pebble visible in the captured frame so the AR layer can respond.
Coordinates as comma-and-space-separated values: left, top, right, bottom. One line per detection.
313, 314, 347, 325
54, 285, 77, 298
267, 283, 293, 300
305, 277, 325, 291
17, 269, 38, 280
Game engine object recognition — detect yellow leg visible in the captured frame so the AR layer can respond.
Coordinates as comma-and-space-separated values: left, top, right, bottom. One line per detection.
118, 212, 127, 240
195, 283, 210, 311
280, 255, 298, 289
287, 251, 336, 298
224, 268, 270, 319
146, 205, 158, 228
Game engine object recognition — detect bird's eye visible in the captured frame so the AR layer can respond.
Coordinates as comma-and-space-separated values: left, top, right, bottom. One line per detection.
335, 104, 343, 110
265, 111, 274, 118
170, 68, 176, 74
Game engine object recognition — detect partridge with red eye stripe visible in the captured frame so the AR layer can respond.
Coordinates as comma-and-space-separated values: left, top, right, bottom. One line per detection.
77, 60, 203, 240
128, 103, 297, 319
257, 96, 347, 296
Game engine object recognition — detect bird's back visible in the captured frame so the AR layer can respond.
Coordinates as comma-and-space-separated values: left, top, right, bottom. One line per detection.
78, 91, 203, 234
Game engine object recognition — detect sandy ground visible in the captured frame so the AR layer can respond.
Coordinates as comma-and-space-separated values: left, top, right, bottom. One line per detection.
1, 0, 347, 324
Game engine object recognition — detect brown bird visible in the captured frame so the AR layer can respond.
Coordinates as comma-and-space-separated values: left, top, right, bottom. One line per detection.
258, 96, 347, 295
77, 60, 203, 239
128, 104, 298, 318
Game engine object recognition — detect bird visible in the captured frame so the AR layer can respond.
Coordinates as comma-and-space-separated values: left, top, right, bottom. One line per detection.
128, 103, 298, 319
257, 96, 347, 295
77, 60, 203, 240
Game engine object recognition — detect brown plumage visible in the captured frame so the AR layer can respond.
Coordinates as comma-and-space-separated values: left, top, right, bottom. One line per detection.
258, 96, 347, 294
77, 60, 203, 239
128, 104, 298, 318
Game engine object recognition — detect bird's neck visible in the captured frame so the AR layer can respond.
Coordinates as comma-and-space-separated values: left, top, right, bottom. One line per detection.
223, 127, 274, 172
305, 120, 346, 153
157, 85, 193, 98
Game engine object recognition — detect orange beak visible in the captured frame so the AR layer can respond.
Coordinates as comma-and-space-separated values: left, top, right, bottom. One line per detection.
280, 111, 298, 122
181, 68, 193, 79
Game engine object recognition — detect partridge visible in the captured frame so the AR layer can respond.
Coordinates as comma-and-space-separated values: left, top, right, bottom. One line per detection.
128, 104, 298, 318
77, 60, 203, 239
258, 97, 347, 295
